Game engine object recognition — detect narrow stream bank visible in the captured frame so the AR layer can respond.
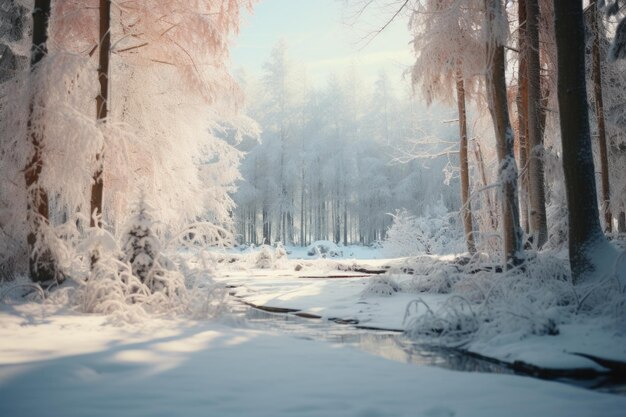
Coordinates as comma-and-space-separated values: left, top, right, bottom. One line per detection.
232, 302, 626, 396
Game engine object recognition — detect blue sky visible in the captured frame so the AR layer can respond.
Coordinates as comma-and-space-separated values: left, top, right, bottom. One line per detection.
230, 0, 414, 87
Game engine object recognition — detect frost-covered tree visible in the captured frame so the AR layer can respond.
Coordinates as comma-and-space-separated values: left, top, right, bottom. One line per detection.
409, 0, 485, 255
484, 0, 524, 266
524, 0, 548, 247
0, 0, 256, 281
589, 0, 613, 232
24, 0, 58, 282
91, 0, 110, 228
121, 196, 163, 289
51, 0, 255, 230
554, 0, 610, 283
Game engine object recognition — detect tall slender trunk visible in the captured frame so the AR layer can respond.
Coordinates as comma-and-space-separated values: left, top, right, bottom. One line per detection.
25, 0, 58, 283
554, 0, 606, 283
262, 207, 269, 244
526, 0, 548, 247
517, 0, 530, 234
90, 0, 110, 228
485, 0, 524, 266
618, 211, 625, 233
343, 200, 348, 246
473, 140, 498, 231
590, 0, 612, 232
455, 68, 476, 255
300, 181, 305, 246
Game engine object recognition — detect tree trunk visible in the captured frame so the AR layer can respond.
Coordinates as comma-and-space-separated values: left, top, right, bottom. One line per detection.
90, 0, 110, 228
455, 68, 477, 255
485, 0, 524, 267
343, 200, 348, 246
25, 0, 57, 283
590, 0, 612, 232
300, 182, 305, 246
554, 0, 606, 283
618, 211, 625, 233
517, 0, 530, 235
473, 140, 498, 231
262, 206, 270, 244
526, 0, 548, 247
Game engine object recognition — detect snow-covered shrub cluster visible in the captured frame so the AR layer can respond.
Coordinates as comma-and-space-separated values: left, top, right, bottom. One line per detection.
253, 244, 287, 269
404, 251, 626, 347
361, 275, 401, 297
382, 204, 464, 257
22, 196, 230, 323
307, 240, 343, 258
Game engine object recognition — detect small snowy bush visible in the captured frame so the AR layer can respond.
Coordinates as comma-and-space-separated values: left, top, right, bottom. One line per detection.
255, 245, 276, 269
307, 240, 342, 258
383, 205, 464, 258
361, 275, 401, 297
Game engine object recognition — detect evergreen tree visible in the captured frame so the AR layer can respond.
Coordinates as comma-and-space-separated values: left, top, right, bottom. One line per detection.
121, 196, 163, 290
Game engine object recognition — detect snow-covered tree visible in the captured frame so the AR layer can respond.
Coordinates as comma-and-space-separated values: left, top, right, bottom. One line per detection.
121, 195, 163, 290
484, 0, 524, 266
409, 0, 485, 255
0, 0, 256, 281
554, 0, 610, 283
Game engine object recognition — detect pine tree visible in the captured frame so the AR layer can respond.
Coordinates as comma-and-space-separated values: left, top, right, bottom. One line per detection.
121, 196, 163, 290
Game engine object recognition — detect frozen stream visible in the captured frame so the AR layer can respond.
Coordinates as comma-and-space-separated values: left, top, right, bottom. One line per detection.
233, 303, 626, 396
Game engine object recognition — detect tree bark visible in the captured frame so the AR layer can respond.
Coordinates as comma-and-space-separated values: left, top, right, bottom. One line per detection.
25, 0, 57, 283
90, 0, 110, 228
485, 0, 524, 267
554, 0, 606, 283
590, 0, 612, 232
526, 0, 548, 247
473, 140, 498, 231
455, 68, 477, 255
517, 0, 530, 235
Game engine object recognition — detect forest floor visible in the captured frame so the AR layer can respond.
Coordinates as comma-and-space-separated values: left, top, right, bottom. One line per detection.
1, 246, 626, 416
216, 246, 626, 374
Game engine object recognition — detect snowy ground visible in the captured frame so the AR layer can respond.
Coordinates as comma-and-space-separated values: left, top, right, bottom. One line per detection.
1, 245, 625, 416
218, 245, 626, 373
1, 303, 626, 417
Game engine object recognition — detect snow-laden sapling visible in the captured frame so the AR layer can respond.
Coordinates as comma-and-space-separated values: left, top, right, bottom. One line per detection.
255, 245, 275, 269
121, 196, 170, 292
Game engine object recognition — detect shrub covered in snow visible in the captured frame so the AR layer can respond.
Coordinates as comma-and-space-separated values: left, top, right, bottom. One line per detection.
253, 243, 288, 269
255, 245, 276, 269
361, 275, 401, 297
382, 205, 464, 258
307, 240, 343, 258
403, 251, 626, 348
13, 201, 231, 323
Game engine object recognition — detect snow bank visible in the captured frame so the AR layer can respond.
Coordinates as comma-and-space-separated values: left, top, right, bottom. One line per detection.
1, 304, 625, 417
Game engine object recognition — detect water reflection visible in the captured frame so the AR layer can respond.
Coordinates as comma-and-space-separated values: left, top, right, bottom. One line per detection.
235, 305, 626, 395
